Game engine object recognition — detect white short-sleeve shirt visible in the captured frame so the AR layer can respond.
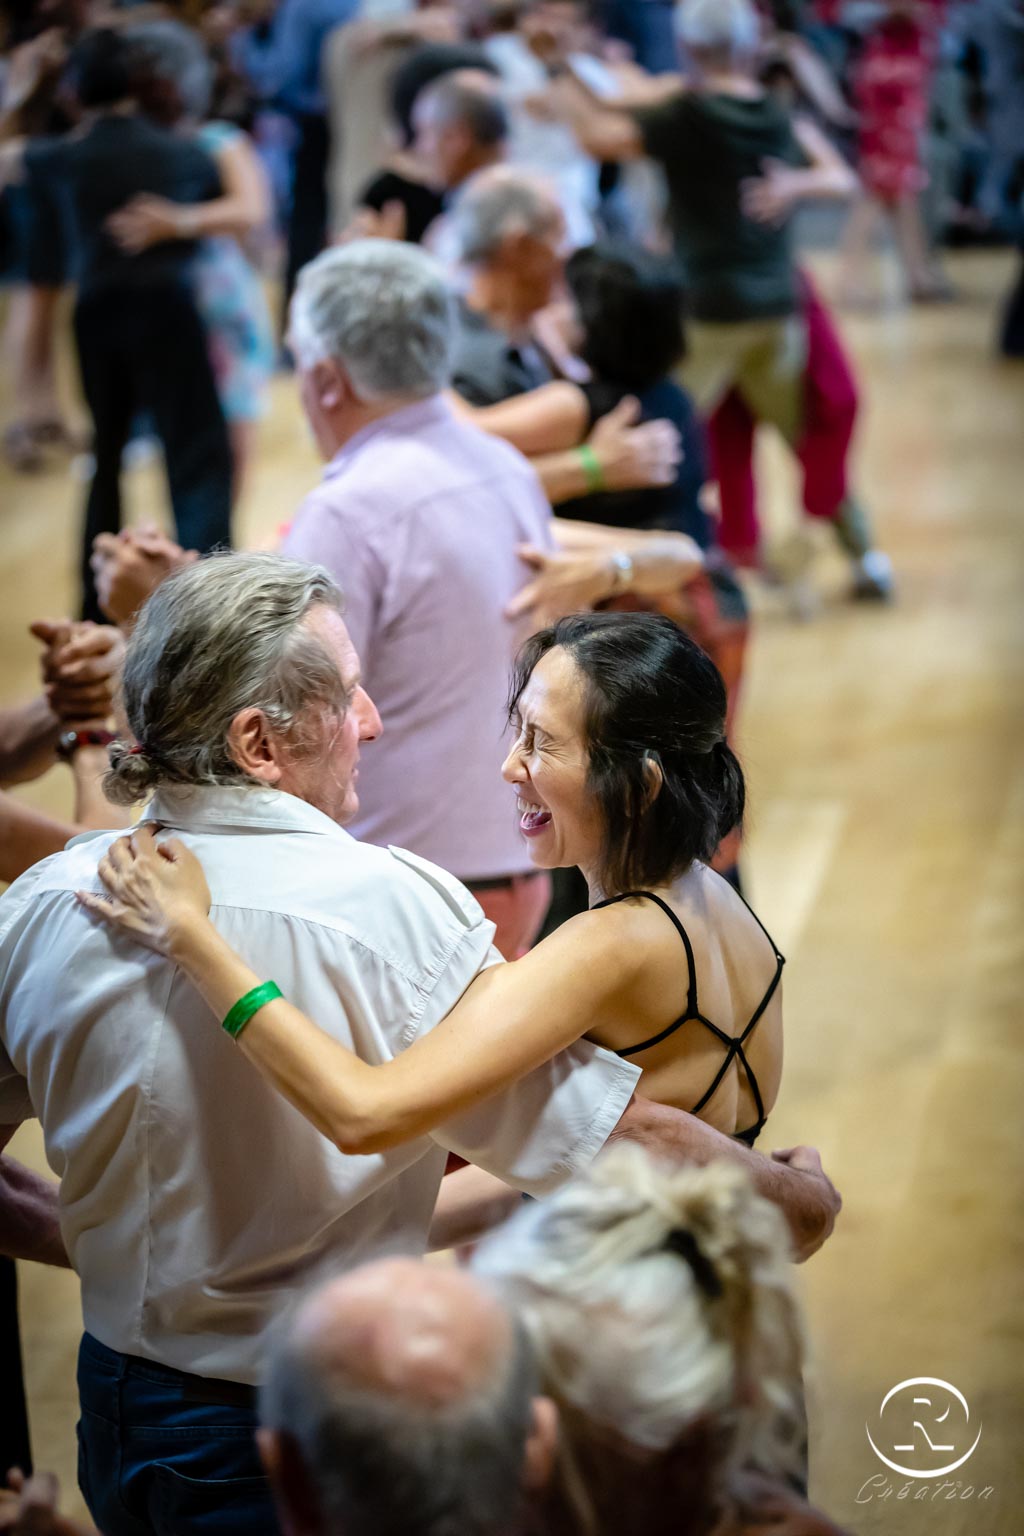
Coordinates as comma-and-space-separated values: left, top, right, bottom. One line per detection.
0, 786, 638, 1384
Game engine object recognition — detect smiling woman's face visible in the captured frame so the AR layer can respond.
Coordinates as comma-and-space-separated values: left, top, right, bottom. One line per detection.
501, 646, 606, 876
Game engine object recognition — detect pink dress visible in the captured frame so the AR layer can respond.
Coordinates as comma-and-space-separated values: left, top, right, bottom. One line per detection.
855, 11, 938, 202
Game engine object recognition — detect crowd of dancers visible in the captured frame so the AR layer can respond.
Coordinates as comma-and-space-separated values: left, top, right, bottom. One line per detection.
0, 0, 1020, 1533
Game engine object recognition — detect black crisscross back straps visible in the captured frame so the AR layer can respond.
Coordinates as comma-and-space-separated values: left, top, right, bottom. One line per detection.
594, 889, 784, 1146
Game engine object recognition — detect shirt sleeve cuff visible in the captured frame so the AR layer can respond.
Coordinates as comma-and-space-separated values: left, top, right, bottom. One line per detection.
431, 1039, 641, 1198
519, 1045, 641, 1197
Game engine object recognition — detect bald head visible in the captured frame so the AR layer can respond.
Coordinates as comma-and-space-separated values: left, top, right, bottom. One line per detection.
291, 1257, 515, 1410
260, 1257, 542, 1536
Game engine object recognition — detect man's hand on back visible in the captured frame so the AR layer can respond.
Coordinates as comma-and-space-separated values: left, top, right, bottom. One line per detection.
612, 1097, 841, 1262
770, 1145, 842, 1259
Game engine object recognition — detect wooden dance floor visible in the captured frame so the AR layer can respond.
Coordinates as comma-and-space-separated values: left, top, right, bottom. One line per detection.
2, 250, 1022, 1532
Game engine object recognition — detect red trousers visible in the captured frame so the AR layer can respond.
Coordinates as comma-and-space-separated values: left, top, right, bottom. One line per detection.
708, 276, 859, 561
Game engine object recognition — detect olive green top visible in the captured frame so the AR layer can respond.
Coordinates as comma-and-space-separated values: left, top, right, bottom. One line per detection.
636, 91, 804, 322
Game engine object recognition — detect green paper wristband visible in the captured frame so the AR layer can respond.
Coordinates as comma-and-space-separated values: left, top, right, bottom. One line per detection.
577, 443, 605, 495
222, 981, 283, 1040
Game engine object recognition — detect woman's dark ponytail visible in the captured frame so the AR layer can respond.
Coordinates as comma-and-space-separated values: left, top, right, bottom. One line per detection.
709, 738, 745, 846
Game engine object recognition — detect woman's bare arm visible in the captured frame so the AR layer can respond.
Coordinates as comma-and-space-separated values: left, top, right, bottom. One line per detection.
428, 1164, 523, 1251
81, 834, 840, 1261
0, 794, 76, 884
0, 755, 127, 884
202, 132, 272, 238
0, 697, 59, 787
448, 381, 590, 456
543, 71, 647, 161
79, 828, 648, 1154
537, 397, 681, 506
162, 904, 641, 1154
506, 528, 703, 628
591, 62, 686, 112
769, 33, 856, 129
742, 116, 857, 225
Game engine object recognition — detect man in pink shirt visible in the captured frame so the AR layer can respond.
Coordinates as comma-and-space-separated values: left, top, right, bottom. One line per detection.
282, 239, 554, 956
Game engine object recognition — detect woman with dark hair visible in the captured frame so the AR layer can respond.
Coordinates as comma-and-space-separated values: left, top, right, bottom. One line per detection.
554, 241, 711, 547
81, 611, 784, 1155
461, 241, 750, 902
462, 240, 711, 546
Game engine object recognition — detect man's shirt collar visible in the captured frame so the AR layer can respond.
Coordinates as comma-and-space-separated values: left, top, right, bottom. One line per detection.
140, 783, 348, 839
322, 395, 453, 481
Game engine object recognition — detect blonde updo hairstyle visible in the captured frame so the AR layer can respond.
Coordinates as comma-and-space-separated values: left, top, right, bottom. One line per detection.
473, 1145, 805, 1533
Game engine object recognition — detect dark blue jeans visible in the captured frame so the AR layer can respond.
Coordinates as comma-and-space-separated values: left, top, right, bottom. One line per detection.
76, 1333, 279, 1536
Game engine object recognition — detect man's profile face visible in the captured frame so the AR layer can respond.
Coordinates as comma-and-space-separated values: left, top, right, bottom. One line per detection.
515, 207, 568, 313
279, 609, 382, 825
412, 92, 450, 187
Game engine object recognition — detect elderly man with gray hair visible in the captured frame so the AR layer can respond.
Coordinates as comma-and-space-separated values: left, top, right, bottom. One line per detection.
0, 550, 839, 1534
448, 166, 569, 406
281, 237, 558, 956
281, 238, 680, 958
0, 550, 647, 1535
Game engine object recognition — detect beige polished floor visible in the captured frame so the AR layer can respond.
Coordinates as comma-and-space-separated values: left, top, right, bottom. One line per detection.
2, 250, 1022, 1532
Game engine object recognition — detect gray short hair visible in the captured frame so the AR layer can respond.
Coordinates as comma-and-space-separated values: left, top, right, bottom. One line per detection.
677, 0, 760, 56
260, 1298, 538, 1536
127, 20, 213, 121
473, 1146, 805, 1476
418, 71, 509, 150
452, 166, 562, 265
105, 552, 346, 805
289, 241, 454, 401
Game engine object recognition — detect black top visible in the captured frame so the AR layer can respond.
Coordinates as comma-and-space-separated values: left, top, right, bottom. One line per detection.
557, 377, 713, 547
358, 169, 445, 246
634, 91, 804, 322
595, 889, 784, 1147
24, 115, 220, 293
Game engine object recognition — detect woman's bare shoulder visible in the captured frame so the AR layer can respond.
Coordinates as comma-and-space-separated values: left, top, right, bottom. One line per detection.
665, 865, 781, 972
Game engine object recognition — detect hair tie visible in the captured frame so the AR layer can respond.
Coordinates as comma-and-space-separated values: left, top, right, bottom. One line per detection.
662, 1227, 723, 1300
127, 743, 148, 757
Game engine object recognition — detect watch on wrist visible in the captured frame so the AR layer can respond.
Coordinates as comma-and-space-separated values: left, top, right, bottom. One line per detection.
56, 728, 116, 762
608, 550, 635, 593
